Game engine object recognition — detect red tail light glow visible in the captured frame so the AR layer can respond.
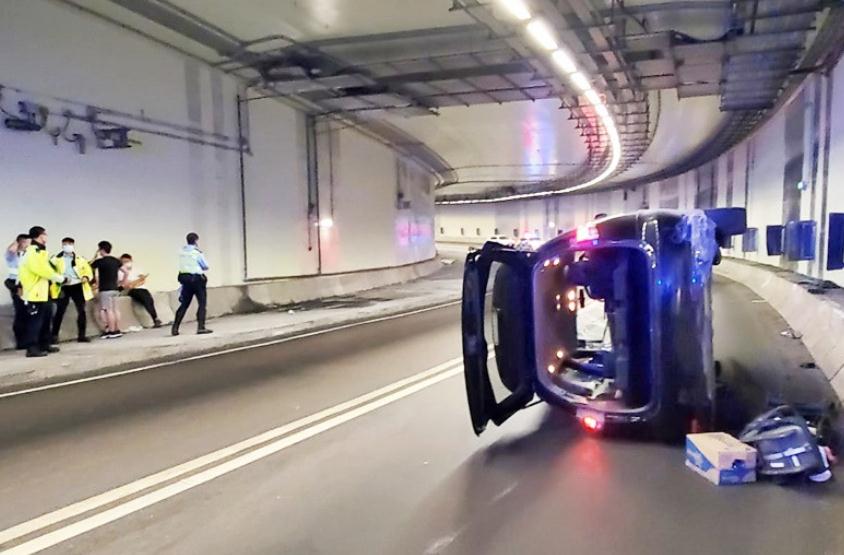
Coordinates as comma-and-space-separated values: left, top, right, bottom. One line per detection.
580, 415, 602, 432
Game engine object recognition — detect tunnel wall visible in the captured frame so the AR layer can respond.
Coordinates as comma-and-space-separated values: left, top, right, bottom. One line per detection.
0, 0, 436, 302
437, 186, 650, 245
437, 55, 844, 286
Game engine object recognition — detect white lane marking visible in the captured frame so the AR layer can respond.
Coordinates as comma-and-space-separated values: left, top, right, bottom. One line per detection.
2, 365, 463, 555
0, 300, 460, 399
0, 356, 463, 548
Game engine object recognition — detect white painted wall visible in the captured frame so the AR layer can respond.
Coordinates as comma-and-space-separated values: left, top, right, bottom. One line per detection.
437, 187, 639, 243
437, 54, 844, 287
0, 0, 435, 305
314, 122, 436, 274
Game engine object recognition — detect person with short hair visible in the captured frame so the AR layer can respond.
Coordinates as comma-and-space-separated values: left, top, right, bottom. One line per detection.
91, 240, 124, 339
119, 253, 162, 328
18, 226, 65, 357
50, 237, 94, 343
171, 232, 212, 336
5, 233, 30, 349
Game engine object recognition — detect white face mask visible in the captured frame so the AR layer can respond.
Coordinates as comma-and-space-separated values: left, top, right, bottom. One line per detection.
62, 244, 74, 254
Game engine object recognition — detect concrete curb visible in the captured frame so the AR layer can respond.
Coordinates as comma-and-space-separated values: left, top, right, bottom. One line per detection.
0, 293, 461, 396
716, 258, 844, 400
0, 258, 442, 350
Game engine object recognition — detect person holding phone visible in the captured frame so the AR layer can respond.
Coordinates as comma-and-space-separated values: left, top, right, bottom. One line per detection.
120, 253, 162, 328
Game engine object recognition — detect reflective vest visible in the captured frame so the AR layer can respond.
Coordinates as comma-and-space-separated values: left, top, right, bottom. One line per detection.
179, 245, 208, 275
19, 244, 63, 303
49, 254, 94, 301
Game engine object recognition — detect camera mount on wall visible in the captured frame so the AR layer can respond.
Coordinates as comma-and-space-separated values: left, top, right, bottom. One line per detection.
3, 100, 47, 132
94, 126, 132, 149
88, 107, 133, 149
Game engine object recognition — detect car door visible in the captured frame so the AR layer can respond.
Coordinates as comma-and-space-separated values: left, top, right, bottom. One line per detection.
462, 243, 537, 435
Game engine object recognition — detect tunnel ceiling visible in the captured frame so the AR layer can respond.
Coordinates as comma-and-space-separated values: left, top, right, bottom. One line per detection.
60, 0, 839, 201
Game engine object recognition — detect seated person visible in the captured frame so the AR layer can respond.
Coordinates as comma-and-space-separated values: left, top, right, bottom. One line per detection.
120, 253, 162, 328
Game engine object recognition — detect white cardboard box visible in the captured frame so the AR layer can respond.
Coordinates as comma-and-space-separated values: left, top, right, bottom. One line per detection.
686, 432, 757, 485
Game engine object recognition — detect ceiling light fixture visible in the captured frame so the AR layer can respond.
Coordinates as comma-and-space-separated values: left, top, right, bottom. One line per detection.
551, 49, 577, 74
435, 4, 623, 205
497, 0, 532, 21
569, 71, 591, 92
526, 19, 558, 51
584, 89, 602, 106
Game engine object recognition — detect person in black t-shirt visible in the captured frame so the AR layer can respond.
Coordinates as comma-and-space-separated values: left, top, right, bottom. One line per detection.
91, 241, 125, 339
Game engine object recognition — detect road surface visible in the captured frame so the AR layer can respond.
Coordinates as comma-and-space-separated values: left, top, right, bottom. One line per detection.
0, 276, 840, 554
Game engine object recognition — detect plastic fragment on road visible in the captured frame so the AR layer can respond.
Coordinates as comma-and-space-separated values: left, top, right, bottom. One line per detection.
779, 328, 803, 339
739, 405, 833, 483
686, 432, 757, 485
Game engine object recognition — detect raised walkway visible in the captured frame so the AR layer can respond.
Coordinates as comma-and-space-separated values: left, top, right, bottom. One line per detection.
0, 260, 463, 394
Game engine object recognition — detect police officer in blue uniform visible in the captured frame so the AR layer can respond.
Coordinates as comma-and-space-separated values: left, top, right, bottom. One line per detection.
171, 232, 213, 336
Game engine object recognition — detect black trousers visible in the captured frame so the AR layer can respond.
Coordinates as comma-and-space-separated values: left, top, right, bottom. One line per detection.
128, 288, 158, 320
4, 279, 26, 348
24, 301, 52, 352
53, 283, 87, 340
175, 274, 207, 326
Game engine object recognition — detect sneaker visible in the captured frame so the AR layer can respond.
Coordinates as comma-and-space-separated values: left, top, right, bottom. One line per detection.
100, 331, 110, 339
153, 320, 163, 329
109, 331, 124, 339
26, 349, 47, 358
197, 328, 213, 335
78, 337, 92, 343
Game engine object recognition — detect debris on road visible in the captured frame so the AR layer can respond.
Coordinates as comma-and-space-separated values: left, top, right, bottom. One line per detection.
686, 432, 757, 485
739, 405, 834, 483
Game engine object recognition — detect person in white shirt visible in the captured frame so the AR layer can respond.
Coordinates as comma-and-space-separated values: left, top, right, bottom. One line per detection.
5, 234, 31, 349
119, 253, 162, 328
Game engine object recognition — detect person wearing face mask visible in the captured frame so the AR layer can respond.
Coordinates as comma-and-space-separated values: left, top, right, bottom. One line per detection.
5, 233, 31, 349
119, 253, 162, 328
50, 237, 94, 344
18, 226, 66, 358
172, 232, 212, 336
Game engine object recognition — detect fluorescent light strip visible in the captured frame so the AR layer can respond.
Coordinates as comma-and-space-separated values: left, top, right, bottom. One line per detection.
551, 49, 577, 74
436, 3, 623, 205
569, 71, 590, 92
498, 0, 532, 21
526, 19, 558, 51
595, 103, 609, 118
437, 112, 622, 204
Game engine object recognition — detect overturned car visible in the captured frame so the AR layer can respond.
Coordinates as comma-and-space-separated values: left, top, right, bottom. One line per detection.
461, 208, 746, 439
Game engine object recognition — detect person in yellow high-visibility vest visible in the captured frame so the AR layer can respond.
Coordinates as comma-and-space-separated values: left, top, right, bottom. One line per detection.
18, 226, 66, 357
50, 237, 94, 344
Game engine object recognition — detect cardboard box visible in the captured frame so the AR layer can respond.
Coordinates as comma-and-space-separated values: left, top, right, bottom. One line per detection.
686, 432, 757, 485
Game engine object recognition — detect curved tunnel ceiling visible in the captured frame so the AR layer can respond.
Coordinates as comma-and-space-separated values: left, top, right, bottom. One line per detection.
62, 0, 834, 202
384, 99, 589, 196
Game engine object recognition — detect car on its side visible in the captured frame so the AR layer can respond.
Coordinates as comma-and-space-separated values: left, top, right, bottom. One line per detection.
461, 208, 747, 440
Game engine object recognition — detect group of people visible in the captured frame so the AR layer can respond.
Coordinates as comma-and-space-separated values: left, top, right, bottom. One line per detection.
5, 228, 213, 358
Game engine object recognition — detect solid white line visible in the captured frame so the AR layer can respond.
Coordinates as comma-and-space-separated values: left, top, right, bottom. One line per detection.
0, 300, 460, 399
0, 356, 463, 548
14, 365, 462, 555
2, 366, 463, 555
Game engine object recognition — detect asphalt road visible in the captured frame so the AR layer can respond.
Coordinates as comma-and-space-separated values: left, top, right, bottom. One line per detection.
0, 276, 841, 555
